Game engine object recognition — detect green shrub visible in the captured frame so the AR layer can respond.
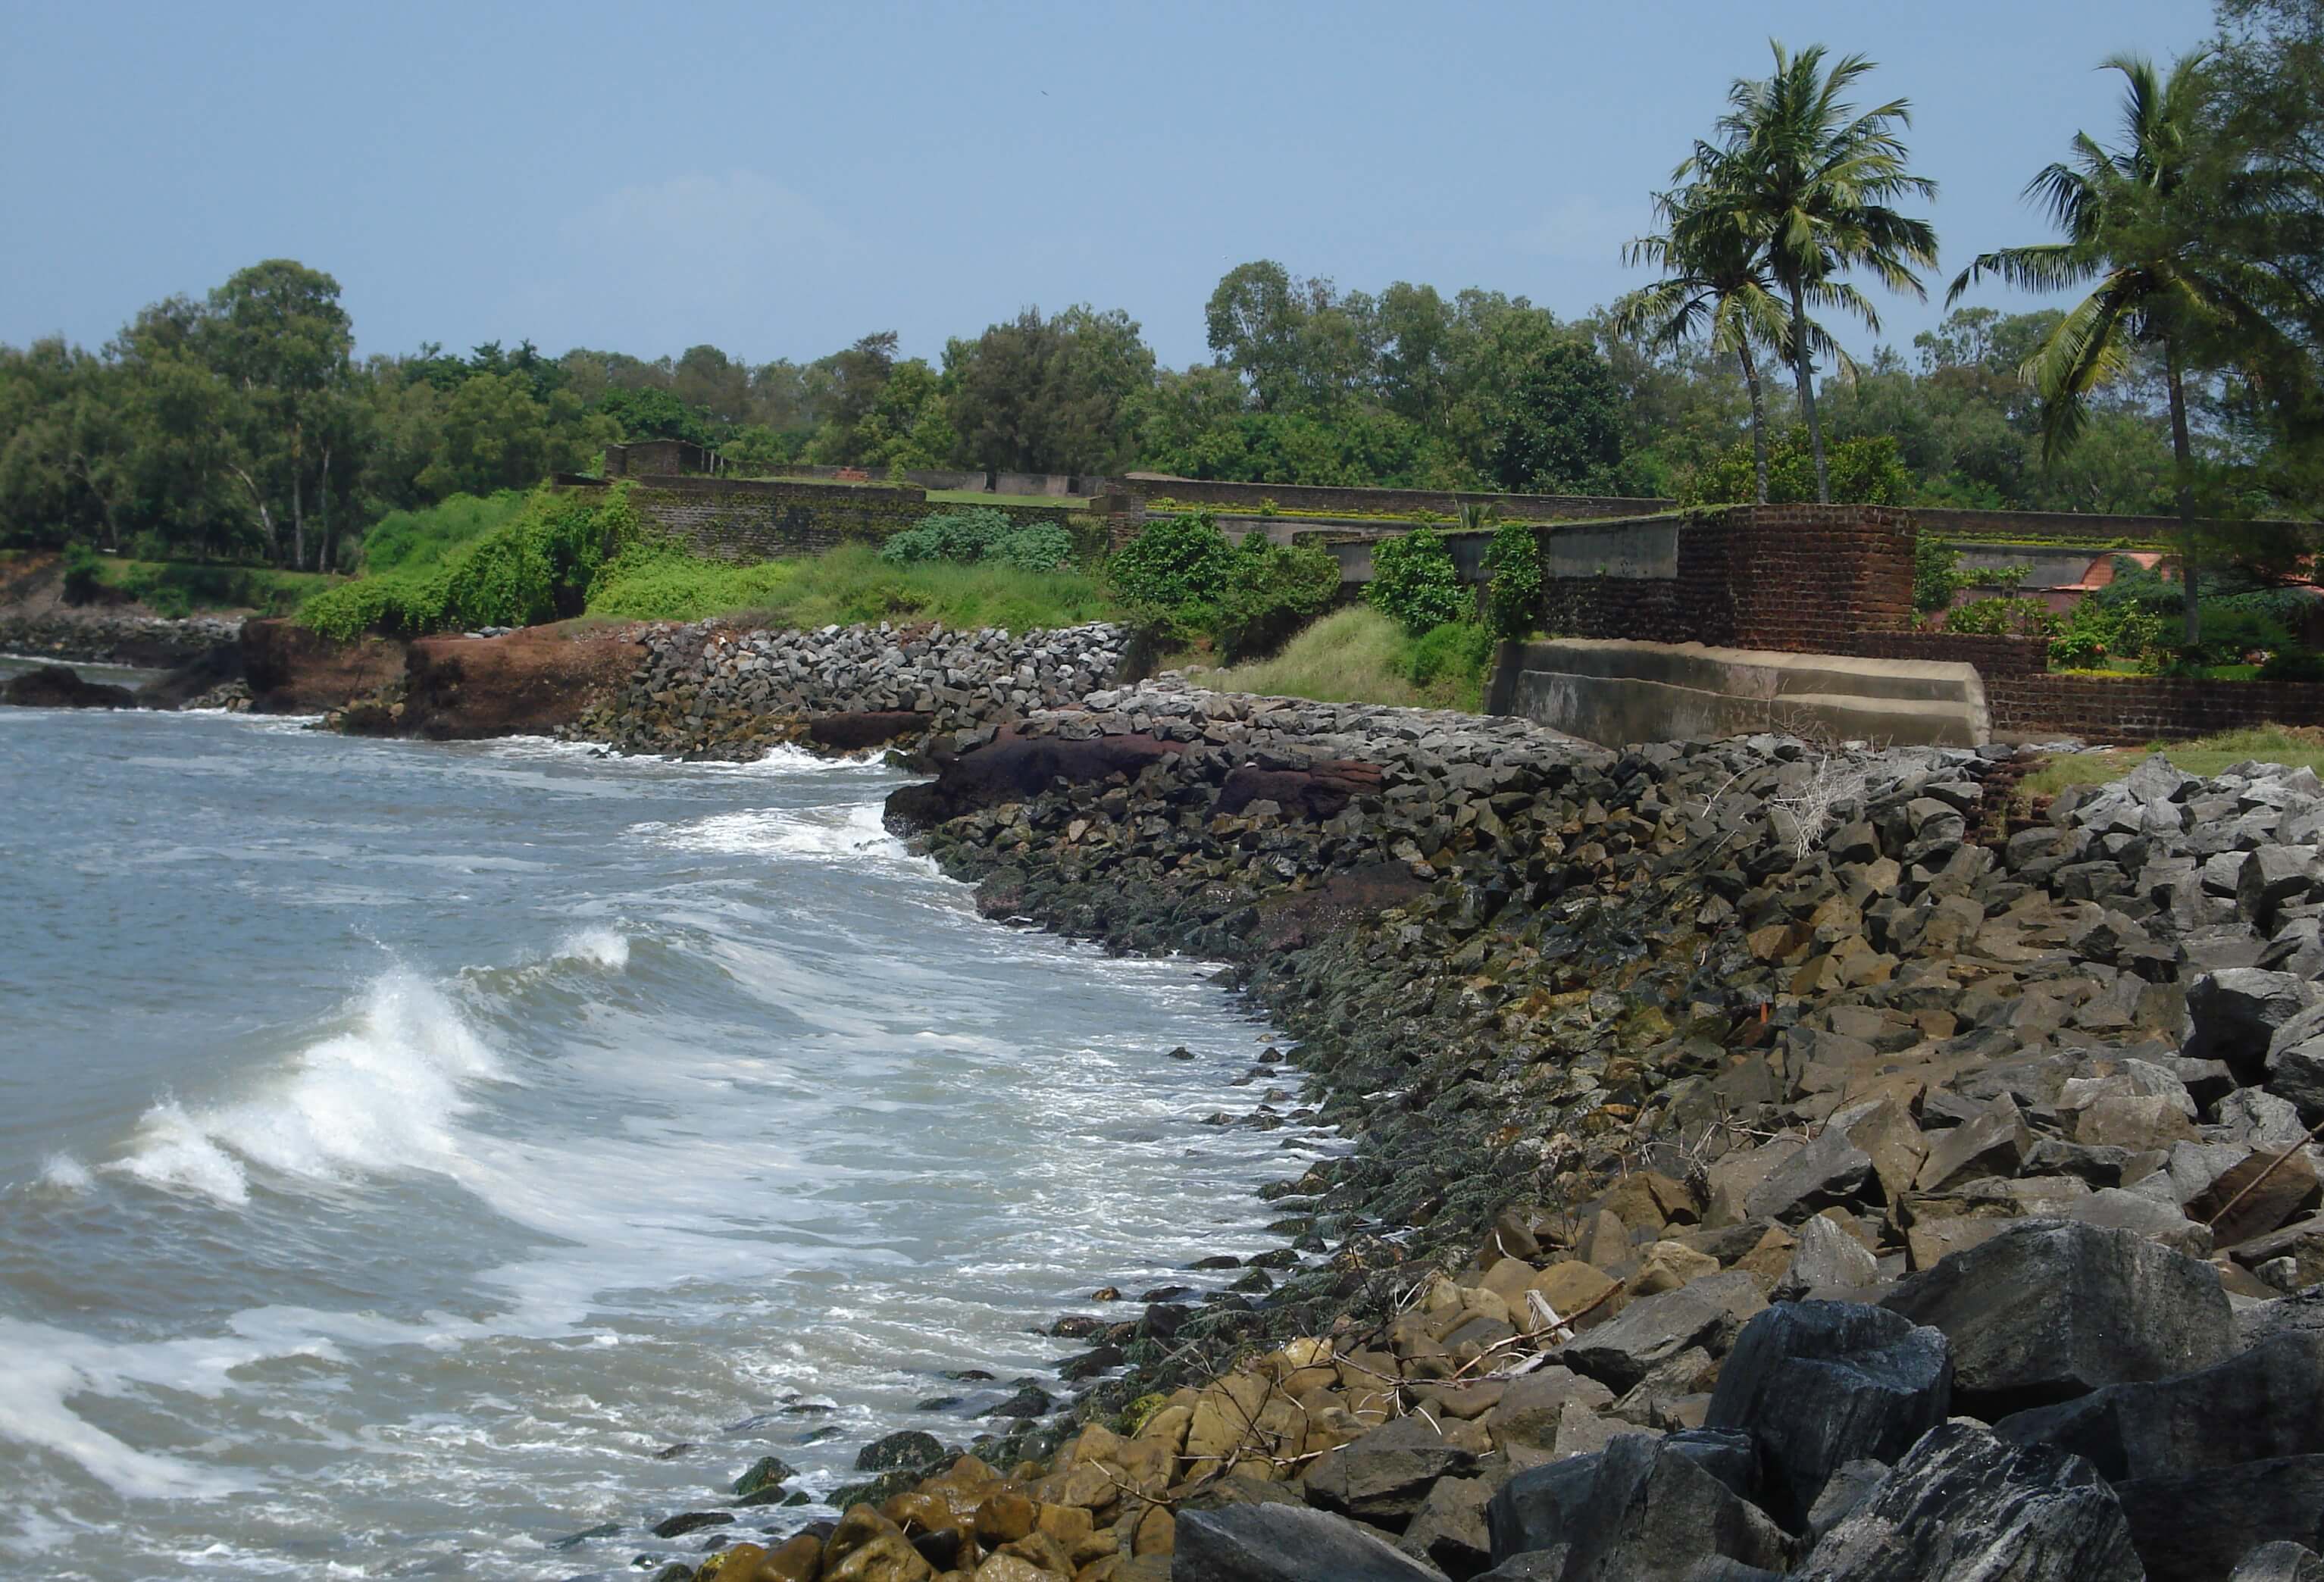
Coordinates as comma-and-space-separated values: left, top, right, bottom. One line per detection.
300, 484, 641, 640
360, 492, 527, 573
2261, 648, 2324, 682
1366, 526, 1469, 636
60, 544, 105, 605
880, 506, 1019, 566
1213, 537, 1340, 661
1106, 512, 1237, 614
1482, 521, 1544, 641
1406, 621, 1494, 689
986, 522, 1075, 574
1913, 536, 1963, 615
2048, 598, 2166, 669
1946, 596, 2063, 639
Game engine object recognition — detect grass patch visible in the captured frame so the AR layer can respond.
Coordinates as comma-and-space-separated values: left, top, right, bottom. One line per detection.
361, 492, 528, 574
1187, 605, 1494, 711
585, 542, 1120, 632
2018, 724, 2324, 802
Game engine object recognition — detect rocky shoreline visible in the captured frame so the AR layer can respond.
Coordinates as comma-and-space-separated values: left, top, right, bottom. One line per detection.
562, 678, 2324, 1581
22, 614, 2324, 1577
0, 608, 241, 668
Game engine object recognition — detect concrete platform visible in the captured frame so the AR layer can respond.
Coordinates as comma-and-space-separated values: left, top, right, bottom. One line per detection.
1485, 638, 1990, 749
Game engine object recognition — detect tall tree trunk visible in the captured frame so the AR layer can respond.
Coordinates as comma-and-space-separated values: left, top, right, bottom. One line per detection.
1738, 345, 1770, 504
2166, 341, 2200, 647
1787, 279, 1831, 503
290, 429, 305, 574
317, 442, 332, 574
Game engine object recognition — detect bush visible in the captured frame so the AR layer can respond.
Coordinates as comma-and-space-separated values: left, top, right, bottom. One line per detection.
2048, 597, 2166, 670
2262, 648, 2324, 682
1213, 536, 1340, 661
60, 544, 105, 605
1913, 536, 1963, 615
1366, 527, 1469, 636
1406, 621, 1494, 689
1106, 512, 1238, 614
985, 522, 1074, 574
361, 492, 527, 574
1482, 520, 1544, 641
300, 484, 641, 640
1946, 596, 2063, 639
879, 506, 1018, 567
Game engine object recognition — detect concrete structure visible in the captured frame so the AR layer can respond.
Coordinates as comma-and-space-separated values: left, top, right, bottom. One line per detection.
1487, 638, 1991, 749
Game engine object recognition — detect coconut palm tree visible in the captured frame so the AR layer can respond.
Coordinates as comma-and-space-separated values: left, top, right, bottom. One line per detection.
1686, 42, 1939, 503
1950, 51, 2282, 645
1616, 186, 1795, 503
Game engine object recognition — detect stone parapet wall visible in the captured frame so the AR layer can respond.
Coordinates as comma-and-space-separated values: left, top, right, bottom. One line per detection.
1849, 630, 2051, 677
1534, 504, 1916, 655
1123, 475, 1675, 522
1988, 674, 2324, 744
608, 477, 1128, 564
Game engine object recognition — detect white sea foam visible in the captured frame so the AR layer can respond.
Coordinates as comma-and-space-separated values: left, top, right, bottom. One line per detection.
36, 1153, 93, 1193
113, 971, 501, 1204
555, 927, 630, 971
640, 801, 910, 863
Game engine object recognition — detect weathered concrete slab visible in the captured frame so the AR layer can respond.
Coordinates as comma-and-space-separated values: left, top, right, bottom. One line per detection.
1486, 639, 1990, 749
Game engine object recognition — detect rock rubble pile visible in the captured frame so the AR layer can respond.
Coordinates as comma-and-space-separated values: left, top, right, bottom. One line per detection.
572, 620, 1128, 758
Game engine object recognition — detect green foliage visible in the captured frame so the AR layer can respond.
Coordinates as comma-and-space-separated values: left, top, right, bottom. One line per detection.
360, 491, 527, 573
985, 521, 1075, 573
583, 542, 1116, 633
1406, 621, 1494, 689
1365, 526, 1469, 636
879, 506, 1018, 566
598, 385, 710, 445
1946, 596, 2065, 638
1196, 605, 1491, 712
1483, 338, 1626, 493
2261, 649, 2324, 682
299, 485, 642, 640
1913, 535, 1963, 614
1106, 512, 1238, 615
2049, 597, 2168, 669
1678, 428, 1913, 506
1212, 536, 1340, 661
60, 543, 105, 604
1482, 519, 1544, 640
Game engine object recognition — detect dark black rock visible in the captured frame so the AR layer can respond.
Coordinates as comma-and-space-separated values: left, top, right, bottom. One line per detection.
1879, 1218, 2232, 1416
548, 1521, 620, 1549
1173, 1502, 1449, 1580
2187, 968, 2313, 1083
979, 1380, 1053, 1419
134, 642, 242, 709
1994, 1330, 2324, 1480
1706, 1299, 1952, 1530
1303, 1412, 1479, 1527
1059, 1343, 1125, 1380
649, 1510, 732, 1538
2, 664, 133, 708
2232, 1541, 2324, 1580
1795, 1421, 2140, 1580
2115, 1456, 2324, 1582
1485, 1432, 1792, 1577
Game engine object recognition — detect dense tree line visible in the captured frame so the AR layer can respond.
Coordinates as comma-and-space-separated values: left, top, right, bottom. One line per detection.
2, 0, 2316, 574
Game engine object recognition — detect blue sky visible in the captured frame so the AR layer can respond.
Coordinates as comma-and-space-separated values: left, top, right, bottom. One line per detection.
2, 0, 2212, 373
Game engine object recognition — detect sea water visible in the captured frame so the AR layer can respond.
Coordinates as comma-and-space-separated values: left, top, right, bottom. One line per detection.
0, 693, 1326, 1577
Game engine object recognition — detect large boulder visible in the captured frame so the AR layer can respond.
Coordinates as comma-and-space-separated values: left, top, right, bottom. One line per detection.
1795, 1422, 2141, 1581
2232, 1543, 2324, 1581
1, 664, 133, 708
1303, 1412, 1480, 1527
1879, 1219, 2232, 1416
2114, 1457, 2324, 1582
1704, 1301, 1951, 1531
1484, 1431, 1791, 1580
885, 725, 1188, 830
1993, 1329, 2324, 1480
1171, 1502, 1448, 1581
1552, 1272, 1765, 1395
2188, 969, 2316, 1084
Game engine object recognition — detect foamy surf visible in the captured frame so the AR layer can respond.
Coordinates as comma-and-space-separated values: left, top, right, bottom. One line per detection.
637, 801, 913, 863
112, 971, 502, 1205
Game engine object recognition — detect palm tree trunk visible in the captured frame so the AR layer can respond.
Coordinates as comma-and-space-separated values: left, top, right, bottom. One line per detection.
1787, 279, 1831, 503
2165, 342, 2200, 647
1738, 346, 1770, 504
